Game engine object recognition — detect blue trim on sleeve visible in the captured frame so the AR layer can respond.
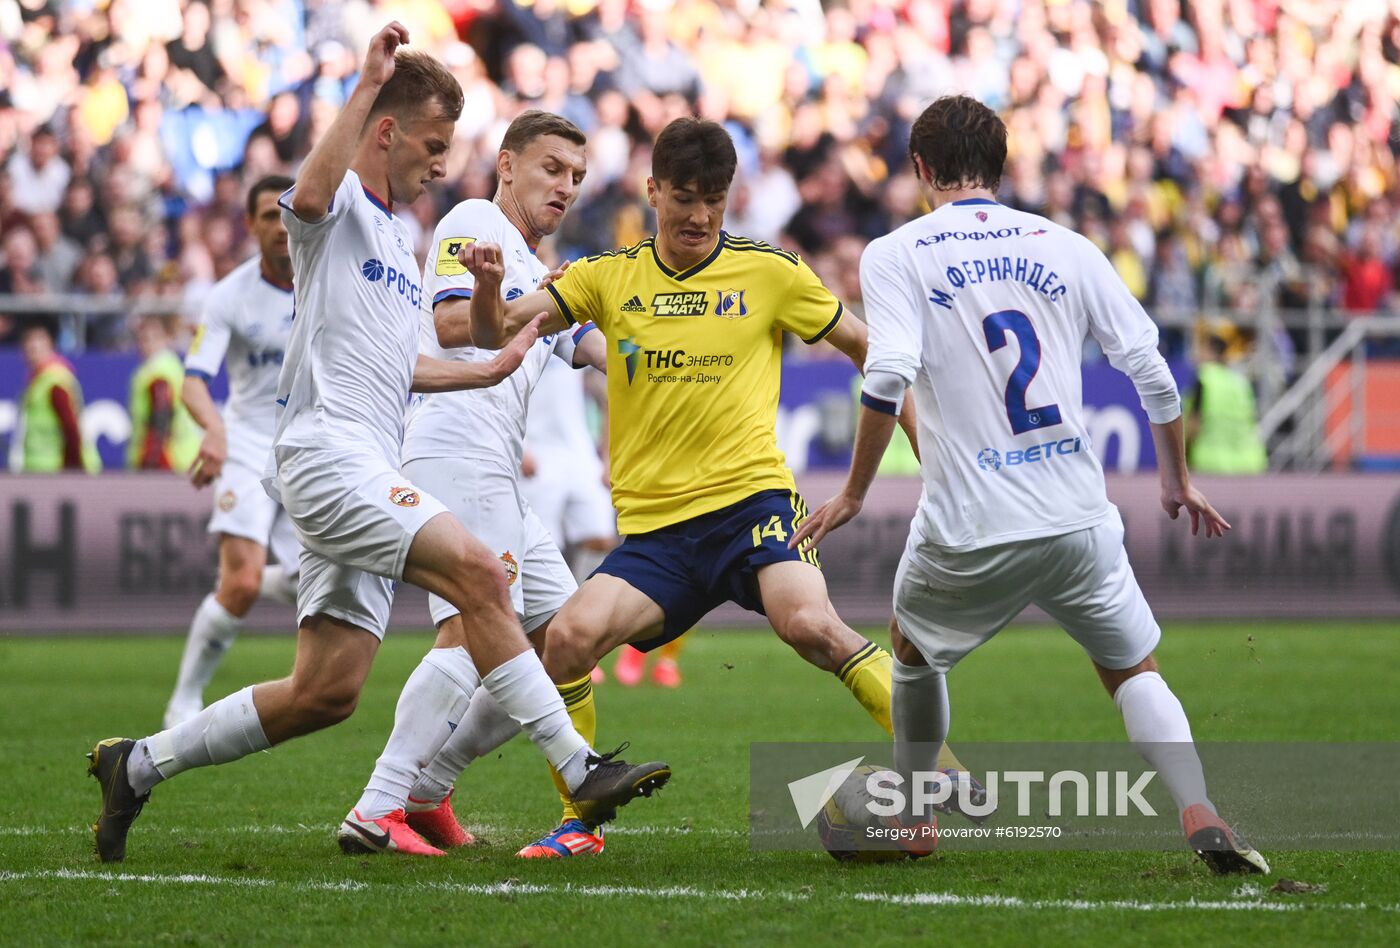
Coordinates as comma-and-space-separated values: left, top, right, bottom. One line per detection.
434, 288, 474, 305
571, 322, 597, 344
184, 369, 214, 383
860, 390, 900, 416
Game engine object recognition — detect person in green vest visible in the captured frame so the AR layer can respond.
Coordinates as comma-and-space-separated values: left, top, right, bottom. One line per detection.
850, 371, 920, 474
12, 322, 100, 472
128, 315, 201, 471
1184, 330, 1268, 474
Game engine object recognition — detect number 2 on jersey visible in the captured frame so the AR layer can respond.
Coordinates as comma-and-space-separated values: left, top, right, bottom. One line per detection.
982, 309, 1062, 435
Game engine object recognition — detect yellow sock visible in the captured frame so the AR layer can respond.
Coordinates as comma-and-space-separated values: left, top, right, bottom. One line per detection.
550, 674, 597, 824
936, 743, 968, 772
837, 642, 893, 735
838, 642, 970, 772
658, 634, 686, 661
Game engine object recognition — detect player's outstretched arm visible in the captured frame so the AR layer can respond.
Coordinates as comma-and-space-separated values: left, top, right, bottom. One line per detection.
572, 324, 608, 373
412, 314, 547, 392
458, 242, 568, 348
288, 22, 407, 222
790, 402, 899, 552
822, 311, 920, 461
1150, 415, 1231, 538
434, 260, 574, 349
182, 375, 226, 488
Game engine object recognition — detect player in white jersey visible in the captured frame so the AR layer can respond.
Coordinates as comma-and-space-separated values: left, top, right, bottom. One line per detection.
522, 360, 617, 577
89, 27, 667, 864
164, 175, 301, 729
793, 96, 1267, 875
346, 111, 617, 857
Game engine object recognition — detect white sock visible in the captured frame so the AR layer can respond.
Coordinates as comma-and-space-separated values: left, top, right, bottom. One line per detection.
167, 594, 243, 713
259, 565, 298, 607
891, 658, 949, 782
355, 647, 480, 819
412, 686, 521, 803
1114, 671, 1213, 817
480, 650, 590, 789
132, 685, 269, 795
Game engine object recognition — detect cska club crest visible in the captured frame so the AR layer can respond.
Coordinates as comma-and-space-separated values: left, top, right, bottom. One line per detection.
716, 288, 748, 318
499, 551, 519, 585
976, 211, 988, 222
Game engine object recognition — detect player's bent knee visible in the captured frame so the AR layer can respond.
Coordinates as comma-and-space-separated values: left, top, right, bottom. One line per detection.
290, 679, 360, 728
543, 616, 607, 681
775, 607, 840, 649
218, 571, 262, 617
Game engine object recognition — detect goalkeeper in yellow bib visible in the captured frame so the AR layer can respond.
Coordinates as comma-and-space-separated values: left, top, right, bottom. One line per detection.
462, 117, 975, 858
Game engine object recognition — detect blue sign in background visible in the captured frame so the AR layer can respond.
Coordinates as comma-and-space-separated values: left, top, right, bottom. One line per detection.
1, 352, 1191, 473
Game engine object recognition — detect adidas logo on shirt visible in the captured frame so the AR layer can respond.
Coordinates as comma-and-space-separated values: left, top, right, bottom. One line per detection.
620, 295, 646, 313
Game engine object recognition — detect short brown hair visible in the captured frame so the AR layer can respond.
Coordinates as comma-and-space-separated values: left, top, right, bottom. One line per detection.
652, 117, 736, 194
369, 49, 463, 123
501, 110, 586, 153
909, 95, 1007, 192
245, 174, 295, 218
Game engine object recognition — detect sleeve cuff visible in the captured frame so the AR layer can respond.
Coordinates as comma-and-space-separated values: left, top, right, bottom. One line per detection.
433, 287, 474, 305
859, 390, 901, 416
803, 302, 843, 344
545, 282, 577, 326
572, 321, 597, 344
184, 369, 214, 383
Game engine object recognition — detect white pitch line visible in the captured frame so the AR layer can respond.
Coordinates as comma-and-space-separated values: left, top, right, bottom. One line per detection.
0, 869, 1393, 914
0, 824, 740, 838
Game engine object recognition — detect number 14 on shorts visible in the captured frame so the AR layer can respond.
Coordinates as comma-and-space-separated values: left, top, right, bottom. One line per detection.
752, 514, 789, 546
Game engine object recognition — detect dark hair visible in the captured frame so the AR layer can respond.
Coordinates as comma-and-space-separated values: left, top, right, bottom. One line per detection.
246, 174, 295, 218
501, 110, 586, 153
369, 49, 464, 123
20, 320, 57, 344
652, 117, 737, 193
908, 95, 1007, 192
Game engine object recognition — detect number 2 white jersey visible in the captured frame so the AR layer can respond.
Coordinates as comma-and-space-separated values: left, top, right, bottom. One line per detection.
183, 255, 294, 472
268, 170, 424, 495
861, 199, 1179, 552
401, 199, 579, 472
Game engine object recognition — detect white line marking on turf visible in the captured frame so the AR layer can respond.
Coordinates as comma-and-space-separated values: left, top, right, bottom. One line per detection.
1, 870, 1394, 913
0, 823, 743, 838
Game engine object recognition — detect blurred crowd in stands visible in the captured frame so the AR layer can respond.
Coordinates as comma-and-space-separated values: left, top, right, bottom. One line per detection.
1, 0, 1399, 355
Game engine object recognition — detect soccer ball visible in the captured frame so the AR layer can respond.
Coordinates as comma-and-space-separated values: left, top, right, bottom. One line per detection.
815, 764, 909, 863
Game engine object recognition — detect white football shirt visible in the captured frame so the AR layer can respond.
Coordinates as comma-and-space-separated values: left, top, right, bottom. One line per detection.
401, 199, 581, 471
184, 255, 295, 471
861, 198, 1179, 551
524, 357, 604, 476
269, 170, 424, 490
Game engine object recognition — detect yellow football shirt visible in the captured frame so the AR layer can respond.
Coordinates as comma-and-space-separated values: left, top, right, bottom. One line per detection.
545, 232, 844, 534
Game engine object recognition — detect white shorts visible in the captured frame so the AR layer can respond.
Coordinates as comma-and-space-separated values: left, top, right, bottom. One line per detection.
208, 457, 301, 570
276, 446, 447, 639
522, 460, 615, 547
894, 509, 1160, 673
405, 457, 576, 632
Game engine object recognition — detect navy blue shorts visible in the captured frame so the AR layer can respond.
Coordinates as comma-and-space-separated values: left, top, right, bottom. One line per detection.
595, 488, 821, 651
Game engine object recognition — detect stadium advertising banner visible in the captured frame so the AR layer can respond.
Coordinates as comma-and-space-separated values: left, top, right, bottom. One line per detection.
777, 359, 1196, 473
1, 472, 1397, 634
0, 353, 1181, 474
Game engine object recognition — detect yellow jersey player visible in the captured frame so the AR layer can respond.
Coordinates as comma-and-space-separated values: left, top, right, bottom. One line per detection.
461, 117, 974, 859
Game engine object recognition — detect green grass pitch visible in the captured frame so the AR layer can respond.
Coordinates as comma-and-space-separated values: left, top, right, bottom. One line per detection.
1, 621, 1397, 945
